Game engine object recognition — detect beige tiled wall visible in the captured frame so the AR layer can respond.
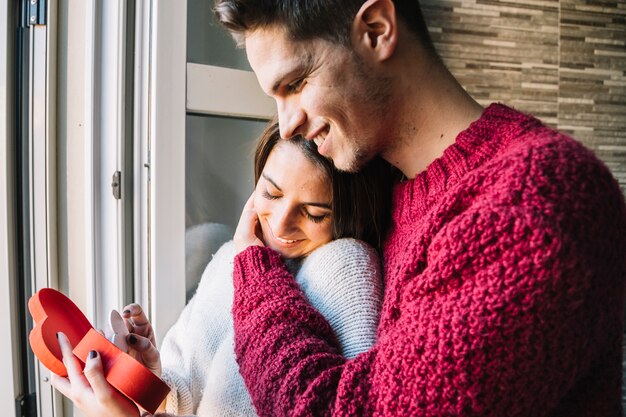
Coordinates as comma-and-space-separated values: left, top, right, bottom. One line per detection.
421, 0, 626, 192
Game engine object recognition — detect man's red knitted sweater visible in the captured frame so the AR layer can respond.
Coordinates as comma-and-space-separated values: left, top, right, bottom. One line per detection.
232, 104, 626, 416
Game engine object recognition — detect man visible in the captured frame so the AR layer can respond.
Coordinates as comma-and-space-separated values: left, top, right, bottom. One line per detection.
222, 0, 626, 416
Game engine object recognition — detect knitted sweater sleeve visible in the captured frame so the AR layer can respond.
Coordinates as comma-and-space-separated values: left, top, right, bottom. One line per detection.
160, 241, 237, 415
233, 246, 377, 416
159, 300, 196, 415
232, 177, 626, 416
294, 238, 383, 359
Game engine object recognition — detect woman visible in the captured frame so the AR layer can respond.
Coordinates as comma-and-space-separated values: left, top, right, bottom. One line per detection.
52, 121, 396, 417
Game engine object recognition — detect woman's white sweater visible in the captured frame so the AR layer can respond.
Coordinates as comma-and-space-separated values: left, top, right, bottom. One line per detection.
160, 238, 383, 416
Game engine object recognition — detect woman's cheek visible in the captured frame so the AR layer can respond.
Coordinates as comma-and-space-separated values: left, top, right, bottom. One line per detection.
318, 224, 334, 246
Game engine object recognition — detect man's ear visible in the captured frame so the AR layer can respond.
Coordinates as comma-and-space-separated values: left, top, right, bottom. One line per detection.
351, 0, 398, 62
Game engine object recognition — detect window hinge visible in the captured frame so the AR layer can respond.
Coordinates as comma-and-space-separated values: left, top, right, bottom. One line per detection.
112, 171, 122, 200
16, 392, 36, 417
25, 0, 46, 26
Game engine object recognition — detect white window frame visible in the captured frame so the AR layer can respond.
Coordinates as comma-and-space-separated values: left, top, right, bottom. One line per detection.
0, 1, 62, 415
137, 0, 275, 341
186, 63, 275, 119
27, 3, 132, 413
27, 1, 62, 415
133, 0, 188, 341
0, 1, 20, 415
94, 0, 133, 329
60, 0, 132, 332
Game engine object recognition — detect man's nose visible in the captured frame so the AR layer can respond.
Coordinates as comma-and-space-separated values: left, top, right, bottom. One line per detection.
277, 98, 306, 139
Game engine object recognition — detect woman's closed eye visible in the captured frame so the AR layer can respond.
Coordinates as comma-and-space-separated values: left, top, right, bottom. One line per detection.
263, 188, 330, 223
304, 209, 330, 224
304, 212, 329, 224
261, 189, 280, 200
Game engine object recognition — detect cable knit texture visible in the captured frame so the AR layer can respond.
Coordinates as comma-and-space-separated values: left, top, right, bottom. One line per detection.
232, 103, 626, 417
160, 238, 383, 416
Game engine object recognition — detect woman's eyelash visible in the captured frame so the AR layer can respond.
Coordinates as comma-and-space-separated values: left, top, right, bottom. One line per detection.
262, 190, 279, 200
305, 212, 329, 224
262, 188, 328, 223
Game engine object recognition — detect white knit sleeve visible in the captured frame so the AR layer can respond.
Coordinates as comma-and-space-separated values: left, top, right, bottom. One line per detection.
160, 367, 193, 415
159, 240, 236, 415
295, 238, 383, 359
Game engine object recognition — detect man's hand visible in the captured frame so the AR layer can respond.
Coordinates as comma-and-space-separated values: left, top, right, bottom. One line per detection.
234, 193, 265, 253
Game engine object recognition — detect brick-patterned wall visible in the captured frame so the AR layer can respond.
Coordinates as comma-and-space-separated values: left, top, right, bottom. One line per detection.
421, 0, 626, 192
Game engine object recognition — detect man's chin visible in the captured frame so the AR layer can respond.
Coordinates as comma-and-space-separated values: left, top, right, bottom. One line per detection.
336, 164, 360, 174
333, 153, 370, 173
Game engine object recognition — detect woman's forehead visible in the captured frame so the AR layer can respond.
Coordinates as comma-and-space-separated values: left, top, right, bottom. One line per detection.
263, 142, 331, 194
267, 141, 325, 174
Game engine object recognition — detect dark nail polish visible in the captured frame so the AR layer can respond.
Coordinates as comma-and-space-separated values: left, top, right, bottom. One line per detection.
128, 334, 137, 345
123, 309, 131, 315
89, 350, 97, 359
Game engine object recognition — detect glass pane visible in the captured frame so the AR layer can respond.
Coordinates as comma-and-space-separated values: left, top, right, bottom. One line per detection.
185, 114, 267, 299
187, 0, 251, 70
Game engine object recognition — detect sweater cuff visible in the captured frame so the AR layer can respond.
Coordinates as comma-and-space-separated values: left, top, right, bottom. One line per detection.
233, 245, 285, 286
161, 368, 193, 415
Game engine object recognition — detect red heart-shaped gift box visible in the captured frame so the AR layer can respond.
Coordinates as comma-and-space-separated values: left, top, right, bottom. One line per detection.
28, 288, 170, 414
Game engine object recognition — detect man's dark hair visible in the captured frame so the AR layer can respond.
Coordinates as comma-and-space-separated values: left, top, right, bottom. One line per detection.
214, 0, 433, 49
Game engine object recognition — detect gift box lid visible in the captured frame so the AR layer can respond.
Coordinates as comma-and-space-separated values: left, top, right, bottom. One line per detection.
28, 288, 92, 376
28, 288, 170, 414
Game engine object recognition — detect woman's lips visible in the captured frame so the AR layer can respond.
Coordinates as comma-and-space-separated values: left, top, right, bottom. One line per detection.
274, 235, 299, 244
265, 221, 303, 248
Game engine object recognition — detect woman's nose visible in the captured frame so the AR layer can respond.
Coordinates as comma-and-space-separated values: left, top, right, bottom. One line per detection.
269, 206, 298, 237
277, 98, 306, 140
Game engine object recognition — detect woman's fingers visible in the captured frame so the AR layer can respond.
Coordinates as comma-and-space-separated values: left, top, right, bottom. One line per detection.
122, 303, 148, 326
126, 334, 158, 359
82, 351, 139, 415
153, 414, 196, 417
126, 334, 162, 377
234, 210, 261, 252
82, 351, 110, 400
57, 332, 89, 389
121, 303, 155, 343
50, 372, 72, 397
51, 335, 140, 417
243, 192, 255, 211
234, 192, 264, 253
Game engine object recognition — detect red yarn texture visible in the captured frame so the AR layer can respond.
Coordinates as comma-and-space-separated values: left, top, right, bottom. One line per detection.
232, 104, 626, 416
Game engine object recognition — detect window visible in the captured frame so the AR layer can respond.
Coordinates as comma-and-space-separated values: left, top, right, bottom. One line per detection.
2, 1, 274, 416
